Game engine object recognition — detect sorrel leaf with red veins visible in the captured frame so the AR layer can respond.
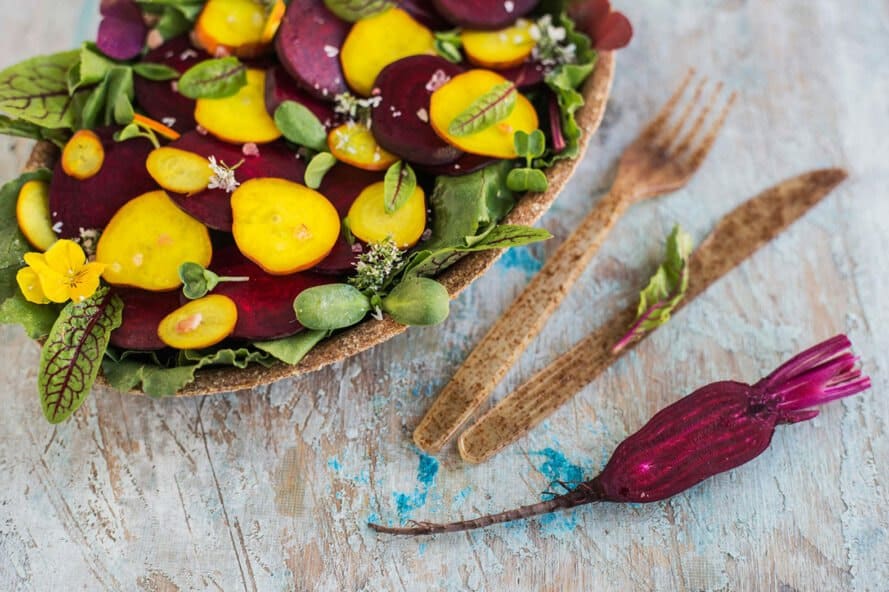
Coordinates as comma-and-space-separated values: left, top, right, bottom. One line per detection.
613, 225, 693, 354
447, 82, 517, 137
177, 57, 248, 100
0, 51, 86, 129
323, 0, 391, 22
38, 287, 124, 424
383, 160, 417, 214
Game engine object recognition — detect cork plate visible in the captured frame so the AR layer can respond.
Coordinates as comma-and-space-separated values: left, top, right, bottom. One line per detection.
24, 52, 615, 397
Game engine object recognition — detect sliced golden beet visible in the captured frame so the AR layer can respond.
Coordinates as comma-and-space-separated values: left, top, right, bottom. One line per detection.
193, 0, 270, 58
96, 190, 213, 291
429, 69, 539, 159
347, 180, 425, 248
260, 0, 286, 43
462, 19, 536, 69
157, 294, 238, 349
328, 122, 399, 171
231, 178, 340, 274
340, 7, 435, 96
195, 69, 282, 144
16, 180, 56, 251
61, 130, 105, 181
146, 147, 213, 195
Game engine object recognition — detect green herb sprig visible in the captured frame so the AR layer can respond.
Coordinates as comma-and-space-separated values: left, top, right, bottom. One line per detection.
507, 129, 548, 192
178, 262, 249, 300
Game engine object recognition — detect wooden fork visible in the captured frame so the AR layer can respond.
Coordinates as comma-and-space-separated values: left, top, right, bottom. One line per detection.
413, 70, 738, 453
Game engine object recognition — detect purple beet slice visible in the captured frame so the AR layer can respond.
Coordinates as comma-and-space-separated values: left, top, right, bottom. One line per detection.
110, 288, 182, 351
133, 36, 207, 131
498, 60, 546, 89
314, 163, 384, 273
97, 0, 148, 61
49, 128, 158, 238
209, 245, 336, 340
395, 0, 450, 30
275, 0, 349, 100
166, 131, 307, 231
432, 0, 538, 29
417, 152, 496, 177
265, 65, 338, 129
371, 55, 463, 166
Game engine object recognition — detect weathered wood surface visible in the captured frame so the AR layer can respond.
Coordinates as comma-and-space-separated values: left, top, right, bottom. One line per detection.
1, 1, 887, 590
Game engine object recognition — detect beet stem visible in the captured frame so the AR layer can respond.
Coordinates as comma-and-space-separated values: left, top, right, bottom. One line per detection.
368, 480, 603, 536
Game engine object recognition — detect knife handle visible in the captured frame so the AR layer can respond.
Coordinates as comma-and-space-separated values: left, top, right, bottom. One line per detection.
413, 189, 631, 453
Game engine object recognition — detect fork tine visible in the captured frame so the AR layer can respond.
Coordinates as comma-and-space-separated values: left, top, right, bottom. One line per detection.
685, 91, 738, 170
673, 81, 725, 156
640, 68, 696, 141
658, 76, 708, 150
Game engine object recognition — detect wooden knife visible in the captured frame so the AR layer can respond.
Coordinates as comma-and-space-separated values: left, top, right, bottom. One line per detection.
456, 168, 849, 463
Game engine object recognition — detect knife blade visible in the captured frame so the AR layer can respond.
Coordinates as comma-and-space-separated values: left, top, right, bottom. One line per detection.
457, 168, 849, 464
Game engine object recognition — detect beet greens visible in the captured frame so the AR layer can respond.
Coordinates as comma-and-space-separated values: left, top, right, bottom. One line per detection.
369, 335, 871, 535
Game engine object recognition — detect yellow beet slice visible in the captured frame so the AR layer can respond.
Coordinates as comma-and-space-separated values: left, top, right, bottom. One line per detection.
61, 130, 105, 180
157, 295, 238, 349
260, 0, 286, 43
328, 122, 399, 171
195, 69, 282, 144
347, 180, 425, 248
146, 147, 213, 195
429, 69, 539, 159
16, 180, 56, 251
193, 0, 270, 58
96, 190, 212, 291
231, 178, 340, 274
340, 7, 435, 96
462, 19, 536, 69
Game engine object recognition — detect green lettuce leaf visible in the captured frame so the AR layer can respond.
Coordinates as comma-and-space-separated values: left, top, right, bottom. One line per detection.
0, 51, 85, 129
254, 330, 330, 365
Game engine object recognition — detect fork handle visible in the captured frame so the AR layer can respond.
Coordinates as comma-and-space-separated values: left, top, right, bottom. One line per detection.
413, 187, 632, 453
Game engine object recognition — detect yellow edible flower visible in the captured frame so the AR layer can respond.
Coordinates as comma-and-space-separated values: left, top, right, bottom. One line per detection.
21, 239, 106, 304
16, 267, 49, 304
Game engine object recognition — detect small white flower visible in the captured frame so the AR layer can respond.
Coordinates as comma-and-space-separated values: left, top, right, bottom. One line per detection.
207, 156, 241, 193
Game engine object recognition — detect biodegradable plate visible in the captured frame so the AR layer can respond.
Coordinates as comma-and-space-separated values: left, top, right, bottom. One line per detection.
23, 52, 615, 396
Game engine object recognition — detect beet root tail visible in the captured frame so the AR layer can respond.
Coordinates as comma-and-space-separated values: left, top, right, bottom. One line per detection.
368, 481, 603, 536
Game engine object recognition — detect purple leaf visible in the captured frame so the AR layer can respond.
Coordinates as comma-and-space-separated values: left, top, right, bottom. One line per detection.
97, 0, 147, 61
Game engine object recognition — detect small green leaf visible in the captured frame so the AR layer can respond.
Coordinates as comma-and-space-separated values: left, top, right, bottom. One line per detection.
461, 224, 552, 251
434, 30, 463, 63
114, 123, 142, 142
274, 101, 328, 152
254, 329, 329, 365
77, 43, 115, 89
323, 0, 390, 22
506, 167, 548, 192
383, 160, 417, 214
448, 82, 517, 137
177, 57, 247, 99
513, 129, 546, 164
294, 284, 371, 331
381, 277, 450, 326
178, 262, 247, 299
106, 66, 135, 125
0, 292, 61, 339
39, 287, 124, 423
305, 151, 337, 189
613, 225, 694, 354
133, 62, 180, 81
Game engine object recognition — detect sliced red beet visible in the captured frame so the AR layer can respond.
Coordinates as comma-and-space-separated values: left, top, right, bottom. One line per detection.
133, 36, 207, 131
432, 0, 538, 29
417, 152, 496, 177
166, 131, 307, 231
50, 128, 157, 238
209, 245, 336, 340
275, 0, 348, 100
97, 0, 148, 61
394, 0, 450, 30
371, 56, 463, 166
265, 65, 338, 129
498, 60, 546, 89
314, 163, 383, 273
110, 288, 182, 351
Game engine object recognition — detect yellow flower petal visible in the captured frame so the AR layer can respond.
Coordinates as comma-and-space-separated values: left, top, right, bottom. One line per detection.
37, 271, 71, 303
23, 251, 48, 270
16, 267, 49, 304
43, 239, 87, 275
67, 262, 105, 302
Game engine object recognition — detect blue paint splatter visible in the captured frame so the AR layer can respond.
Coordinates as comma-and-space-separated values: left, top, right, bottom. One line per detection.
530, 448, 587, 535
393, 452, 439, 522
452, 486, 472, 509
327, 457, 342, 471
497, 247, 542, 276
418, 543, 428, 556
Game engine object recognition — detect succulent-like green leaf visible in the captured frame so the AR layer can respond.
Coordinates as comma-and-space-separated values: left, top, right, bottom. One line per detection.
305, 151, 337, 189
38, 287, 124, 423
274, 101, 328, 152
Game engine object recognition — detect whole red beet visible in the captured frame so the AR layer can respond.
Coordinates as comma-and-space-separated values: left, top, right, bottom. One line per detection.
370, 335, 871, 535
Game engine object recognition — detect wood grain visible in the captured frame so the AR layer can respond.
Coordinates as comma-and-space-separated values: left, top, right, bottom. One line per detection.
1, 1, 887, 591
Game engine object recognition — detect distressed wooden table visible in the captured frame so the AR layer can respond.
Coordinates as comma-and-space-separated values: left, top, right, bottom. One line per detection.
1, 1, 887, 590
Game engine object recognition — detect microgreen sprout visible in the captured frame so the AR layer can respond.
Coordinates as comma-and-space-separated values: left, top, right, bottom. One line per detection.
178, 262, 249, 300
507, 129, 548, 192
